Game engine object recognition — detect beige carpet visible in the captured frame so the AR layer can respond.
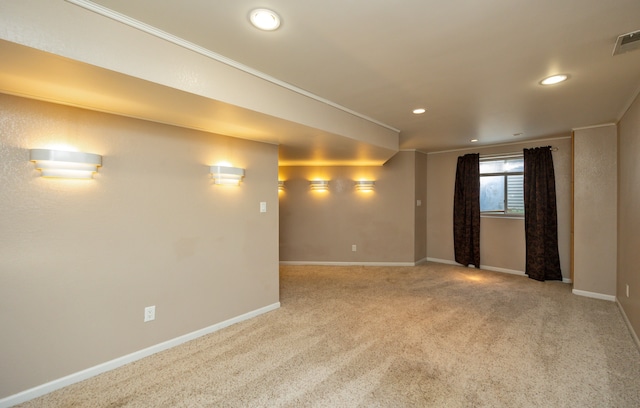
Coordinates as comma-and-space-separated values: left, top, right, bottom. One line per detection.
17, 263, 640, 407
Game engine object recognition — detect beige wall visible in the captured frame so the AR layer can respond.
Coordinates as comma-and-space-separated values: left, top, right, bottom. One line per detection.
573, 125, 617, 297
426, 138, 572, 278
279, 151, 425, 264
618, 93, 640, 339
0, 94, 279, 399
414, 152, 427, 261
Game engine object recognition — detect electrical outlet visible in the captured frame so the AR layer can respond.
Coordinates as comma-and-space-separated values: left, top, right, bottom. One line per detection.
417, 200, 422, 206
627, 284, 630, 298
144, 306, 155, 322
352, 244, 357, 252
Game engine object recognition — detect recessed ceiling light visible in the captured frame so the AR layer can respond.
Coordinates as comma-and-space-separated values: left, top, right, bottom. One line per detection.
249, 8, 281, 31
540, 74, 568, 85
412, 108, 426, 114
470, 139, 478, 143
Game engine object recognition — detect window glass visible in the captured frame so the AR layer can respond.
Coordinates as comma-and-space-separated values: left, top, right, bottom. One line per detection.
480, 175, 505, 212
480, 156, 524, 216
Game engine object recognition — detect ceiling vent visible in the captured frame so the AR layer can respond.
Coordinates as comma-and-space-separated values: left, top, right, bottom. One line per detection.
613, 30, 640, 56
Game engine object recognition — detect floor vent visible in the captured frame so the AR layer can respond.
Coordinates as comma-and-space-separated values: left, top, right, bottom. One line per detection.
613, 29, 640, 56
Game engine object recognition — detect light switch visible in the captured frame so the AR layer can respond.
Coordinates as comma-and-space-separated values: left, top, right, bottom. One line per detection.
417, 200, 422, 206
260, 202, 267, 213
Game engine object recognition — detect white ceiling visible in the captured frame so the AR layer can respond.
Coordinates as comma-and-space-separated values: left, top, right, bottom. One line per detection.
92, 0, 640, 151
3, 0, 640, 162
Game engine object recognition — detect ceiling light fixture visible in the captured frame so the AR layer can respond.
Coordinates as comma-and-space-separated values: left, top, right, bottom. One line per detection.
412, 108, 426, 114
470, 139, 478, 143
249, 8, 281, 31
540, 74, 568, 85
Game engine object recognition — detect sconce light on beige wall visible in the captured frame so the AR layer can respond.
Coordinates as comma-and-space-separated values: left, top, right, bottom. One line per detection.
30, 149, 102, 179
309, 180, 329, 192
210, 165, 245, 185
355, 180, 375, 192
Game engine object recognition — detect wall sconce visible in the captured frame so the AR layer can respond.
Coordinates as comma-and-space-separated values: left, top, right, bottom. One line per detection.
210, 165, 245, 185
29, 149, 102, 179
278, 180, 285, 191
310, 180, 329, 192
355, 180, 375, 192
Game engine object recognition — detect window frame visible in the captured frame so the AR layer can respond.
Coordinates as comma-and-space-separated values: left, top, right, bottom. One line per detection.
479, 154, 525, 218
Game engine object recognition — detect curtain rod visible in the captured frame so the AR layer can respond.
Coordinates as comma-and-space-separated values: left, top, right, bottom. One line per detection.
480, 146, 558, 158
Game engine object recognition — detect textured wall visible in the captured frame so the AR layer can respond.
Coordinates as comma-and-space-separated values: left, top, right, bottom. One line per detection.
414, 152, 427, 261
0, 94, 279, 398
426, 138, 572, 277
573, 125, 617, 296
618, 93, 640, 338
279, 151, 423, 264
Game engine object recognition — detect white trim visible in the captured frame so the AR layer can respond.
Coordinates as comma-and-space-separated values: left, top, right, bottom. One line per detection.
480, 265, 525, 276
399, 149, 429, 156
481, 215, 525, 220
414, 256, 429, 265
427, 258, 571, 283
426, 257, 458, 265
426, 136, 571, 155
572, 289, 616, 302
64, 0, 399, 134
279, 261, 416, 267
0, 302, 280, 408
617, 299, 640, 352
572, 123, 617, 131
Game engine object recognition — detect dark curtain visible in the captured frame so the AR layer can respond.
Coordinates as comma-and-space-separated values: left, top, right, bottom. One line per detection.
523, 147, 562, 281
453, 153, 480, 267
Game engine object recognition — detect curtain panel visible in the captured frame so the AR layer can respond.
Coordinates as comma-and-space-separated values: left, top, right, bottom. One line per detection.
453, 153, 480, 267
523, 147, 562, 281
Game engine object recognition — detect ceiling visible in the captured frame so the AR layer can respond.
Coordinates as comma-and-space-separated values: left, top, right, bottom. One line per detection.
3, 0, 640, 163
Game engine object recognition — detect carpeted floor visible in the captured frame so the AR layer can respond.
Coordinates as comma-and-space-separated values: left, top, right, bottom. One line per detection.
17, 263, 640, 407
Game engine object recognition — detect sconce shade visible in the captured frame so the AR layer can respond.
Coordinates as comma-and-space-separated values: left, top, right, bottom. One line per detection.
355, 180, 375, 191
310, 180, 329, 191
210, 165, 245, 185
30, 149, 102, 179
278, 180, 285, 191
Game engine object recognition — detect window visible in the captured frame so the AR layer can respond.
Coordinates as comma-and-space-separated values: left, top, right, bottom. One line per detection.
480, 155, 524, 216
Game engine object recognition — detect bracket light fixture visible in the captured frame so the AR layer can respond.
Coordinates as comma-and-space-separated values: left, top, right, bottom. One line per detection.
355, 180, 375, 192
210, 165, 245, 185
30, 149, 102, 179
309, 180, 329, 192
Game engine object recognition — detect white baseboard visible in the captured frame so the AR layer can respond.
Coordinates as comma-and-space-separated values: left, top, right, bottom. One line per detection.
0, 302, 281, 408
426, 258, 572, 283
426, 257, 458, 265
414, 256, 429, 265
279, 261, 416, 267
617, 299, 640, 352
572, 289, 616, 302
